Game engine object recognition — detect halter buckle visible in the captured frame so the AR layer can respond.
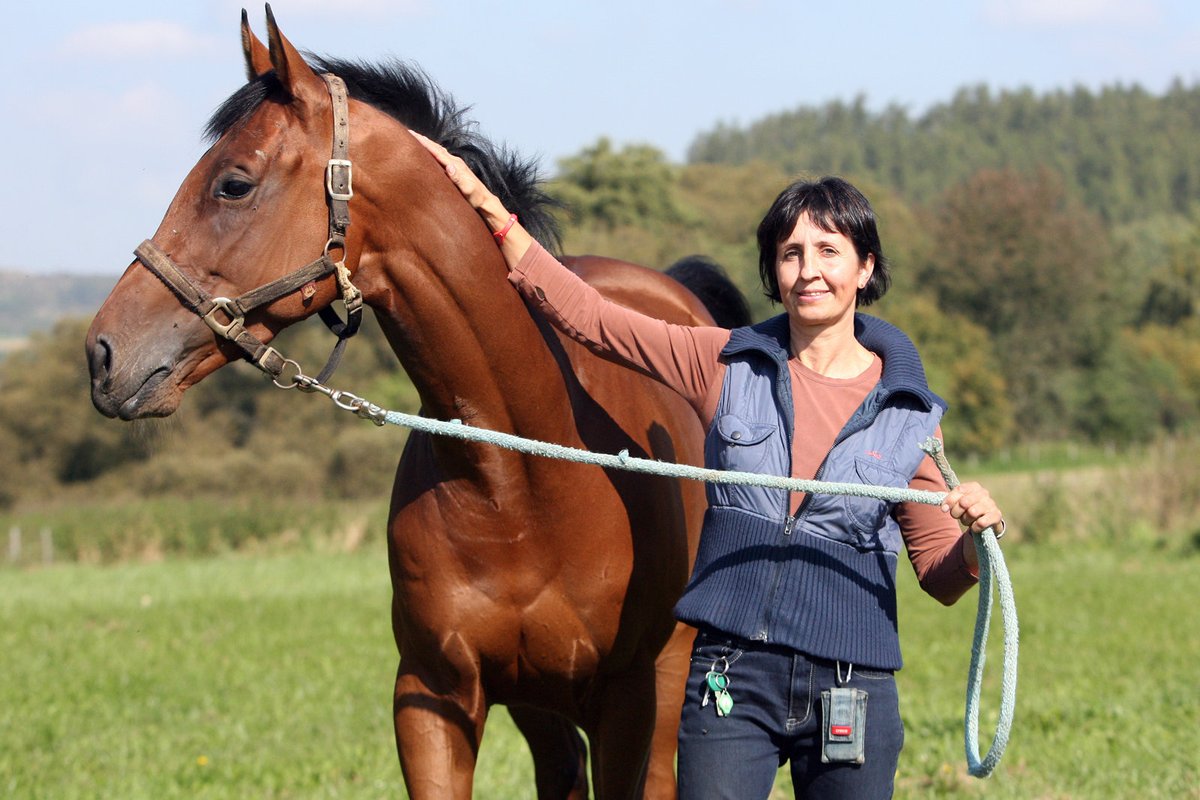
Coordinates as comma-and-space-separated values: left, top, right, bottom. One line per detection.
203, 297, 246, 340
326, 158, 353, 201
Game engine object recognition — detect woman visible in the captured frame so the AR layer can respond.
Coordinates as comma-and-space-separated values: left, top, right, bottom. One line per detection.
412, 132, 1004, 799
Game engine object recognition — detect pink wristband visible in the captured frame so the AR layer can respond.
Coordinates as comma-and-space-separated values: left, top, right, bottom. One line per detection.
493, 213, 518, 244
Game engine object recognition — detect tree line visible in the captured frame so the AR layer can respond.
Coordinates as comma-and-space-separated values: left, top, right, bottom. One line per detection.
1, 79, 1197, 513
688, 81, 1200, 224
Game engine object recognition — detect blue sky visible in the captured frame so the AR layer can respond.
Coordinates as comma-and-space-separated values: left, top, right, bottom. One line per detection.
3, 0, 1198, 275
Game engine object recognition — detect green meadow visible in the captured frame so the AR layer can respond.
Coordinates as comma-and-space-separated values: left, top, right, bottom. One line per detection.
3, 533, 1197, 799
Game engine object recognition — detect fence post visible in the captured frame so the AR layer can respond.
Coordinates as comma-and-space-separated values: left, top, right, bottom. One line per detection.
7, 526, 20, 564
40, 528, 53, 565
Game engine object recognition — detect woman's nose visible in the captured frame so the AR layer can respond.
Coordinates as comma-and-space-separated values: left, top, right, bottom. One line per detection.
797, 253, 820, 279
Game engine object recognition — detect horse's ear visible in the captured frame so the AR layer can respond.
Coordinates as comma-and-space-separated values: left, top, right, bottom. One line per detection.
241, 8, 272, 81
263, 3, 325, 104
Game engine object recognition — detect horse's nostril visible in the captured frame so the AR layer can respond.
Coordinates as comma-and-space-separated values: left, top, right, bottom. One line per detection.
89, 335, 113, 384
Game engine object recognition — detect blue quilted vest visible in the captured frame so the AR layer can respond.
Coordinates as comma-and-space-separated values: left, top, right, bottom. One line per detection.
673, 313, 947, 670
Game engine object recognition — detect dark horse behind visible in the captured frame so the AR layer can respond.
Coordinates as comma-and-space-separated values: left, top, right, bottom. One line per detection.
86, 7, 749, 798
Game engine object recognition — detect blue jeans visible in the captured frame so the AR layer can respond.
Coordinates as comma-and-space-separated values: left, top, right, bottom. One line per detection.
677, 629, 904, 800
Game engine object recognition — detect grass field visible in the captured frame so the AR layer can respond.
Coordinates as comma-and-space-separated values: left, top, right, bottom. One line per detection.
2, 540, 1198, 799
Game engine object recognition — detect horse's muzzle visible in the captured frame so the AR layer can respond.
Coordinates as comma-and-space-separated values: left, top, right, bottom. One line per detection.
86, 334, 175, 420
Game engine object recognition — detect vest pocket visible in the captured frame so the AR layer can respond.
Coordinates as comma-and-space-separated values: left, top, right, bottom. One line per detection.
713, 413, 778, 474
844, 457, 905, 547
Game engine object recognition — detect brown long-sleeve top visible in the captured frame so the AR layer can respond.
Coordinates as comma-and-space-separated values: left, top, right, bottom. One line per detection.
510, 241, 979, 605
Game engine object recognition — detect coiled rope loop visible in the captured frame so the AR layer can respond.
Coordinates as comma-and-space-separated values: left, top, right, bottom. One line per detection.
918, 437, 1019, 778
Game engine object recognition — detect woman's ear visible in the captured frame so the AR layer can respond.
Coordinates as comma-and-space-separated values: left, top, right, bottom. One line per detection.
859, 253, 875, 289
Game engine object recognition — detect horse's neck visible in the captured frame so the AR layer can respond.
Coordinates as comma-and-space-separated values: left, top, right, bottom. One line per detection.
366, 239, 574, 444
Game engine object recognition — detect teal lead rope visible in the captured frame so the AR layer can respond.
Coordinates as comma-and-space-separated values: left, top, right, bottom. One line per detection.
294, 376, 1018, 777
919, 437, 1018, 778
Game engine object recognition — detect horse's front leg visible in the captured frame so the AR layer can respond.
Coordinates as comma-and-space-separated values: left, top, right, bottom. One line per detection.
393, 658, 488, 799
509, 704, 590, 799
586, 658, 661, 799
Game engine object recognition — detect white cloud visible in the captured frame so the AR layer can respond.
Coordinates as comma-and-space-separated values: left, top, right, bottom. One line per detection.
58, 21, 217, 60
984, 0, 1162, 27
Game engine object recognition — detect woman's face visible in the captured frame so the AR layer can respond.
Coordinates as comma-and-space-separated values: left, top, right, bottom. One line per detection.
775, 212, 874, 331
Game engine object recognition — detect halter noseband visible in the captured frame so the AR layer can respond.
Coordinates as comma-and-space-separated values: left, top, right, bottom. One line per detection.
134, 73, 363, 386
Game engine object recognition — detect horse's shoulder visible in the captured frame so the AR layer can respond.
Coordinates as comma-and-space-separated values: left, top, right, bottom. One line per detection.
560, 254, 715, 327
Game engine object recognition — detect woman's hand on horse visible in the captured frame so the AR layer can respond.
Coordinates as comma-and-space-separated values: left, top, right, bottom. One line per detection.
410, 130, 533, 264
941, 482, 1005, 538
410, 131, 495, 209
409, 131, 516, 242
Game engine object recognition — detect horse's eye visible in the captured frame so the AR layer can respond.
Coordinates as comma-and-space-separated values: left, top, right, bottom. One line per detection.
215, 175, 255, 200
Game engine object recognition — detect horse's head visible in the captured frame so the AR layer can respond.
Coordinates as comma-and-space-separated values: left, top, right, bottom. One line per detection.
88, 6, 563, 422
86, 8, 367, 419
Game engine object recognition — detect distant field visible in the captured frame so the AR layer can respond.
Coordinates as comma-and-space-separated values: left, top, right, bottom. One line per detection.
0, 269, 115, 339
2, 542, 1197, 799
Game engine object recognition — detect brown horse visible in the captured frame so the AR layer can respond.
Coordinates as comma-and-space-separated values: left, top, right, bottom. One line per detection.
85, 8, 748, 799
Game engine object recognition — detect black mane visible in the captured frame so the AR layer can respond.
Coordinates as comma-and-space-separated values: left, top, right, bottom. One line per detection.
205, 56, 561, 252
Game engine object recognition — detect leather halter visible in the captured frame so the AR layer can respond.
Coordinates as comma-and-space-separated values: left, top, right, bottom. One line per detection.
134, 73, 363, 385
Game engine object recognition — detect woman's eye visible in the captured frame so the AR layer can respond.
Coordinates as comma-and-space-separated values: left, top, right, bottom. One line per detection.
215, 176, 254, 199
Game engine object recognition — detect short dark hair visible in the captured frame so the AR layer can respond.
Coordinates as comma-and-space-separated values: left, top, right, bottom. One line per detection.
755, 177, 890, 307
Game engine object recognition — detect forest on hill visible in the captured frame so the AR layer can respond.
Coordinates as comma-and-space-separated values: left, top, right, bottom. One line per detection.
1, 79, 1197, 517
688, 81, 1200, 224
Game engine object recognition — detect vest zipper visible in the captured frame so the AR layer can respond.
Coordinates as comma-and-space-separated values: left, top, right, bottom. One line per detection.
753, 355, 884, 642
751, 512, 794, 642
752, 452, 829, 641
751, 389, 881, 643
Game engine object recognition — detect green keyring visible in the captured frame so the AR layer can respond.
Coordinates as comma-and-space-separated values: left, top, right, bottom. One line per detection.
706, 671, 729, 692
